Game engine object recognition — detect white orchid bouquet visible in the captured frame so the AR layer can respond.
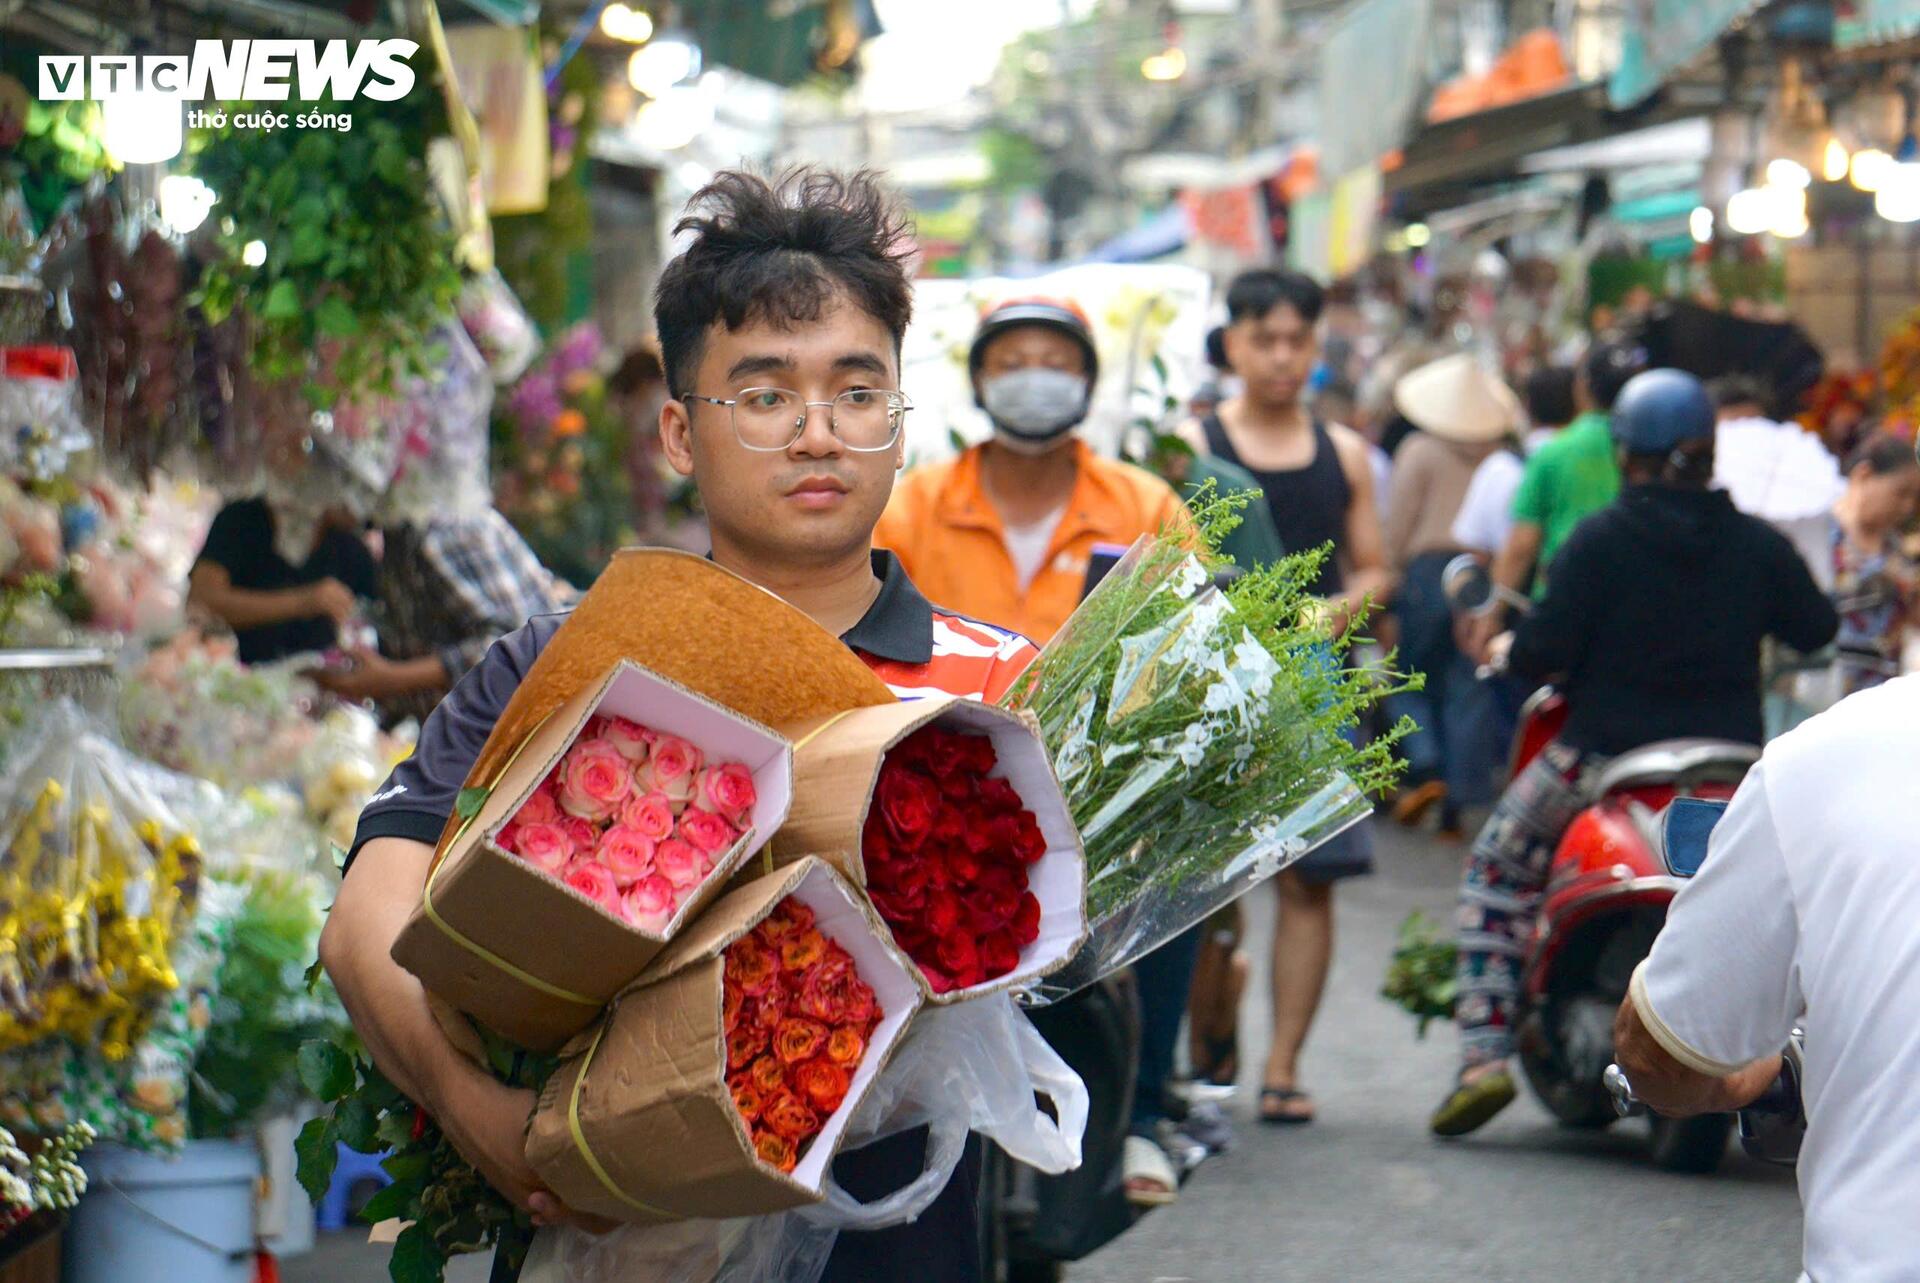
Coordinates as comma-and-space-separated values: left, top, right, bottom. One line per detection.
1002, 490, 1415, 1002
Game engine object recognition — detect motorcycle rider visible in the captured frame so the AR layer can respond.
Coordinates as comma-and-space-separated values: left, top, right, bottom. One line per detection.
1430, 369, 1837, 1137
1616, 667, 1920, 1280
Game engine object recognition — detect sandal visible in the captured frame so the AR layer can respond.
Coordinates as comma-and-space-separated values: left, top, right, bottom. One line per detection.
1258, 1086, 1315, 1125
1122, 1135, 1179, 1207
1429, 1066, 1517, 1138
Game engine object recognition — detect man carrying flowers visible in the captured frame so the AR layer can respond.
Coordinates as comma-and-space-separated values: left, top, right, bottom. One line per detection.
320, 168, 1037, 1280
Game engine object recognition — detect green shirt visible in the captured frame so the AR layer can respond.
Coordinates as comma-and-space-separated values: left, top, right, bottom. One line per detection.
1182, 452, 1287, 569
1511, 410, 1619, 593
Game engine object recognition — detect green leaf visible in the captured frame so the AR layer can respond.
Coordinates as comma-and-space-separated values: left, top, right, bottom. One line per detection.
296, 1039, 356, 1101
336, 1095, 380, 1153
388, 1222, 446, 1283
380, 1149, 432, 1183
357, 1178, 414, 1227
315, 295, 360, 338
303, 957, 326, 993
1150, 352, 1169, 386
261, 279, 301, 320
454, 787, 490, 821
288, 223, 328, 267
294, 1115, 341, 1204
375, 1108, 416, 1149
374, 142, 410, 187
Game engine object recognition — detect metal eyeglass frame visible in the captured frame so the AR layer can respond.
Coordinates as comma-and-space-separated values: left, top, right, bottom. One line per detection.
683, 387, 913, 453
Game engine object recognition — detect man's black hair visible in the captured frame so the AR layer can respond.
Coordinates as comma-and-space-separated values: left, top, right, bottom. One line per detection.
653, 168, 914, 398
1582, 339, 1648, 412
1847, 430, 1919, 477
1204, 325, 1229, 372
1523, 366, 1577, 428
1225, 269, 1325, 327
1707, 375, 1767, 412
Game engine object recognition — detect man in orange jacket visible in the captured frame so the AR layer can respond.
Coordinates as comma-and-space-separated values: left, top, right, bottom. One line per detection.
875, 297, 1188, 646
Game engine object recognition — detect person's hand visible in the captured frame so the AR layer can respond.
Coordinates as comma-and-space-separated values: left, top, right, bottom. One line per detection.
308, 646, 403, 703
1485, 631, 1515, 673
1466, 611, 1505, 665
432, 1067, 616, 1234
1713, 1054, 1785, 1115
305, 577, 357, 625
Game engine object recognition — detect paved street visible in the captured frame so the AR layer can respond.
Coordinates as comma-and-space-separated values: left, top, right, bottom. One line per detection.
1064, 821, 1802, 1283
288, 823, 1801, 1283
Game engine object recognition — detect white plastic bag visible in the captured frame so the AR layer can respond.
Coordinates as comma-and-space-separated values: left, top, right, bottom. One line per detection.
524, 994, 1086, 1283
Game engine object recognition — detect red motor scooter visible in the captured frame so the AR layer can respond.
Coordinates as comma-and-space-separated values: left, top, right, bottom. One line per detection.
1444, 557, 1756, 1172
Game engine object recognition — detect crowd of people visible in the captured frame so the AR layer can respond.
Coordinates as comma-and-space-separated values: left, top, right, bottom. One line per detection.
173, 163, 1920, 1280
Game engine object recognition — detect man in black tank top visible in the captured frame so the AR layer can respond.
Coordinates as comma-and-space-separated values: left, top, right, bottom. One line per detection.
1182, 269, 1392, 1126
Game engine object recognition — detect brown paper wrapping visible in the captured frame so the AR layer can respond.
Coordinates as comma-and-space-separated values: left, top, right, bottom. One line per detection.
764, 695, 1089, 1004
431, 548, 895, 862
392, 660, 794, 1052
526, 858, 924, 1224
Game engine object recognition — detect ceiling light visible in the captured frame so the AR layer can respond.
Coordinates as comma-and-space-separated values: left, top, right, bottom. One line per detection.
1404, 223, 1431, 248
1766, 158, 1811, 190
1852, 148, 1894, 192
1726, 188, 1774, 236
158, 175, 216, 235
1823, 137, 1851, 183
628, 36, 701, 98
242, 240, 267, 267
601, 2, 655, 43
1689, 205, 1714, 244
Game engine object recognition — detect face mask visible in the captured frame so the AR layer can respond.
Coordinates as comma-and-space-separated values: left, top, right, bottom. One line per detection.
981, 368, 1090, 448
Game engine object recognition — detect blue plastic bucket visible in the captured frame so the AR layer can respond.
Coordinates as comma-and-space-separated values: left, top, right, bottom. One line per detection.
64, 1140, 258, 1283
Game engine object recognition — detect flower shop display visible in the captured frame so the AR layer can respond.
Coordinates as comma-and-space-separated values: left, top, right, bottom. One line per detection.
768, 696, 1086, 1002
391, 658, 796, 1051
456, 268, 538, 386
524, 858, 920, 1223
1001, 490, 1414, 1003
0, 1119, 90, 1238
190, 89, 463, 404
719, 893, 885, 1174
490, 323, 644, 588
0, 702, 206, 1060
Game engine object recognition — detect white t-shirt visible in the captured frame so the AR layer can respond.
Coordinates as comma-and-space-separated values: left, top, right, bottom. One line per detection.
1449, 428, 1559, 554
1002, 505, 1067, 593
1631, 675, 1920, 1283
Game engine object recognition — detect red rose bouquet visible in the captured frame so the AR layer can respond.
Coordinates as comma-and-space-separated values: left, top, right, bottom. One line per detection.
722, 896, 883, 1173
862, 725, 1047, 995
495, 713, 760, 933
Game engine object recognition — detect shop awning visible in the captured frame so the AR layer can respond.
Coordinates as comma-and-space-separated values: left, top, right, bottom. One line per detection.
1385, 82, 1609, 210
1315, 0, 1434, 178
677, 0, 881, 87
1838, 0, 1920, 48
1608, 0, 1767, 108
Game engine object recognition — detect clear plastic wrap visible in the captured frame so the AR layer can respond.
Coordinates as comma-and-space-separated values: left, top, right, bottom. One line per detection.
0, 700, 205, 1059
1002, 532, 1384, 1005
525, 993, 1086, 1283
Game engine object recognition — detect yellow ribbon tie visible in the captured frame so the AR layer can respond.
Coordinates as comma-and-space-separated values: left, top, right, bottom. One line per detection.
566, 1017, 678, 1219
418, 714, 599, 1007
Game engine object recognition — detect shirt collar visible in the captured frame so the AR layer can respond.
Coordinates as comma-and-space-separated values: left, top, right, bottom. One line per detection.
843, 549, 934, 664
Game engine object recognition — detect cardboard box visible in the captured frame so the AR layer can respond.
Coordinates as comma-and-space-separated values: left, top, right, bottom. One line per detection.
766, 694, 1087, 1004
433, 549, 895, 859
392, 661, 794, 1051
526, 857, 923, 1224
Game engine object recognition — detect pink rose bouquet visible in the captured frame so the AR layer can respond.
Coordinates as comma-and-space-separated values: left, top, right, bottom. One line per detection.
494, 713, 758, 933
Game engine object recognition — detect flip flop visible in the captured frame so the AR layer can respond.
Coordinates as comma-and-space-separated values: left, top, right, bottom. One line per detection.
1259, 1086, 1315, 1125
1123, 1135, 1179, 1207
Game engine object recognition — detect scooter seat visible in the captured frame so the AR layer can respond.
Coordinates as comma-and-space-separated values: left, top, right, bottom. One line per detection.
1588, 738, 1759, 801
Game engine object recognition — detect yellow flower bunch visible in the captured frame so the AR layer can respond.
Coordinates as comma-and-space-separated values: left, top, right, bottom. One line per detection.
0, 777, 202, 1059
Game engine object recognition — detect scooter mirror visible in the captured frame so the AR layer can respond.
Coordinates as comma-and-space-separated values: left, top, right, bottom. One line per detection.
1442, 554, 1497, 614
1661, 797, 1729, 879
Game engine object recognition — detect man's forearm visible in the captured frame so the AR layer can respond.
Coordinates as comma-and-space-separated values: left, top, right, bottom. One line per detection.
318, 837, 467, 1111
191, 582, 317, 630
1614, 990, 1781, 1118
1490, 523, 1541, 597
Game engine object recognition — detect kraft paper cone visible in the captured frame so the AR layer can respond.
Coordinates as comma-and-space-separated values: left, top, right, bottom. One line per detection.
434, 549, 895, 860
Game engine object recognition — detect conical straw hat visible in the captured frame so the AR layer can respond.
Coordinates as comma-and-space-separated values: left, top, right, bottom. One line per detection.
1393, 352, 1521, 444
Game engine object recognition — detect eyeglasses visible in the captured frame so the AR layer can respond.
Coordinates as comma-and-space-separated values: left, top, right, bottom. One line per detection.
683, 387, 912, 453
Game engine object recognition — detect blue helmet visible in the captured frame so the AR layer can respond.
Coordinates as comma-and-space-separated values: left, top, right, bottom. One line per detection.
1609, 369, 1715, 454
